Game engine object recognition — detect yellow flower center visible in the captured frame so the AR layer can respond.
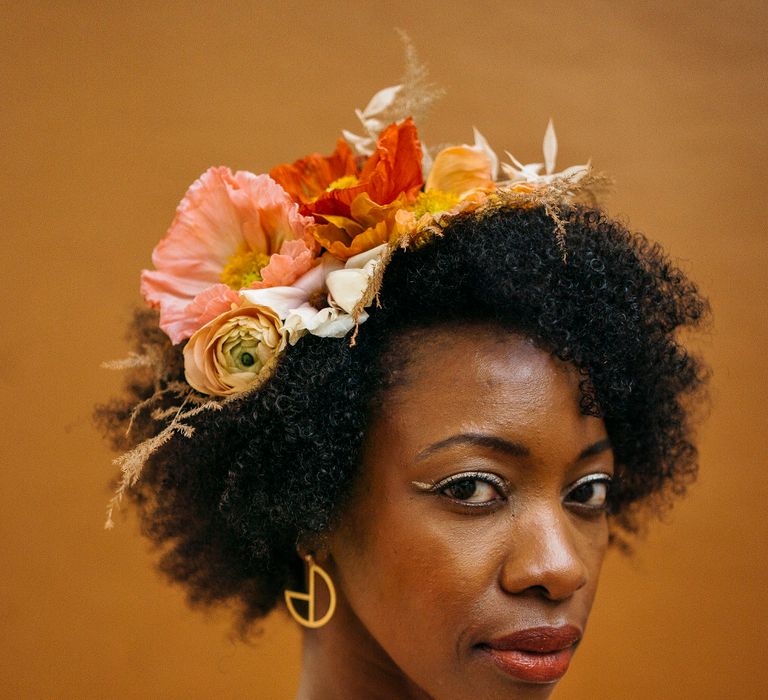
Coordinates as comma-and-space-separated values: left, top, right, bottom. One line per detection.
414, 189, 460, 218
220, 249, 271, 289
326, 175, 359, 192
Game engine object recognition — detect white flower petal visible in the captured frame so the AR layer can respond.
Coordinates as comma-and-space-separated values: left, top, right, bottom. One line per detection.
500, 162, 522, 181
558, 163, 590, 182
322, 252, 347, 273
421, 144, 434, 181
282, 303, 317, 344
363, 116, 385, 135
240, 287, 308, 318
342, 130, 375, 157
361, 84, 403, 118
501, 151, 549, 183
310, 310, 358, 338
326, 268, 371, 314
285, 305, 366, 339
543, 119, 557, 176
472, 127, 499, 181
505, 151, 528, 173
345, 243, 388, 270
290, 264, 326, 295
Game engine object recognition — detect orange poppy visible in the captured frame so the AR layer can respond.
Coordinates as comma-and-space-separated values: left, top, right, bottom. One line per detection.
270, 138, 358, 205
305, 118, 424, 220
313, 192, 414, 261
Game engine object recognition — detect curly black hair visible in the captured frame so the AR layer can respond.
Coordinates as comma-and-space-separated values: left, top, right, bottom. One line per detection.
97, 205, 709, 630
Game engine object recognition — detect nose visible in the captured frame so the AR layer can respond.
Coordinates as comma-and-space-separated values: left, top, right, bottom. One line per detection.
498, 508, 589, 602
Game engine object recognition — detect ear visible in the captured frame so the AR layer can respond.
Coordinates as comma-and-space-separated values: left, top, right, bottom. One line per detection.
296, 531, 333, 565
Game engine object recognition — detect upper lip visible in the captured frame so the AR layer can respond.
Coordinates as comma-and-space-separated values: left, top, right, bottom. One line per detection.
482, 625, 582, 653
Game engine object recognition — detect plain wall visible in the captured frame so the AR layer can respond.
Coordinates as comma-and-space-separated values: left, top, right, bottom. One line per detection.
1, 1, 766, 698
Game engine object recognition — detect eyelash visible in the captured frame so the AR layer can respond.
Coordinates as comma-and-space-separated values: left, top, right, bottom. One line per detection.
423, 471, 614, 513
564, 473, 613, 513
434, 471, 507, 509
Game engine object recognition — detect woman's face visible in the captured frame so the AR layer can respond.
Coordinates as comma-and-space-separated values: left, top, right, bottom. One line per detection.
327, 325, 613, 699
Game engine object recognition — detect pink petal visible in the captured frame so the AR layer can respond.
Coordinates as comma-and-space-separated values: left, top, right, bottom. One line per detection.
141, 166, 247, 343
188, 284, 241, 328
228, 171, 313, 255
140, 270, 213, 344
142, 167, 316, 345
152, 167, 245, 280
251, 239, 317, 289
155, 303, 202, 346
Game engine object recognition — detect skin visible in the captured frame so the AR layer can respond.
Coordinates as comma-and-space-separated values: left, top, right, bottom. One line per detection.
295, 325, 614, 700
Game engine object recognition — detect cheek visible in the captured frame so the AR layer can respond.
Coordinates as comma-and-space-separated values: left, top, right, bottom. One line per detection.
575, 517, 611, 602
333, 499, 498, 671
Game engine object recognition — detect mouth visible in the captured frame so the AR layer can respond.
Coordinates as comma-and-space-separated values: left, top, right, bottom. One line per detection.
475, 625, 582, 684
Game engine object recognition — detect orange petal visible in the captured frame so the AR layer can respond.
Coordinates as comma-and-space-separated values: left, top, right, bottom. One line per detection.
360, 117, 424, 205
314, 219, 393, 261
426, 145, 494, 199
306, 119, 424, 220
348, 192, 409, 227
270, 138, 358, 205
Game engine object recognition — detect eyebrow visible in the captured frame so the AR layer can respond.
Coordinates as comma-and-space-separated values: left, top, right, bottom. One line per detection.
415, 433, 529, 461
414, 433, 612, 462
577, 438, 612, 460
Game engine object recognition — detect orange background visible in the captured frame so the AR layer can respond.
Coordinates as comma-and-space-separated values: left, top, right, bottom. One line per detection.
2, 2, 766, 698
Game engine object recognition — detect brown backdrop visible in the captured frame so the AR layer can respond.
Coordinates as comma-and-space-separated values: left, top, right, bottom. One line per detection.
2, 1, 766, 698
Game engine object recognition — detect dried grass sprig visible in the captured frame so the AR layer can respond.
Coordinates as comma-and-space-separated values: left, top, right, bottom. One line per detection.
104, 394, 224, 529
384, 30, 445, 127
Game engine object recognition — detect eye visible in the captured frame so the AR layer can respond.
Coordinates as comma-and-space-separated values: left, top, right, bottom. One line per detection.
565, 473, 612, 512
435, 472, 506, 507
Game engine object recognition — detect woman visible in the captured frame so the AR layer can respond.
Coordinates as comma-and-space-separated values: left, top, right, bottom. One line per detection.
99, 86, 708, 699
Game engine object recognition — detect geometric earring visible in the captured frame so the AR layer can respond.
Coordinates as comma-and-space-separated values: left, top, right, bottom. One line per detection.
284, 554, 337, 629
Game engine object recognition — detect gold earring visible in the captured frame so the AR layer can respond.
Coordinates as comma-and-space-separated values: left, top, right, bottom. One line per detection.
284, 554, 337, 629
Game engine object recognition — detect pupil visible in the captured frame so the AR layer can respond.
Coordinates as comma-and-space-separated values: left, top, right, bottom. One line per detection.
571, 483, 593, 502
450, 479, 477, 501
240, 352, 255, 367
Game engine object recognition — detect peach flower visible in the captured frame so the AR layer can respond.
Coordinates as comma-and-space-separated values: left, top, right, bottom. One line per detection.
425, 128, 497, 199
183, 301, 286, 397
141, 167, 315, 345
426, 146, 494, 198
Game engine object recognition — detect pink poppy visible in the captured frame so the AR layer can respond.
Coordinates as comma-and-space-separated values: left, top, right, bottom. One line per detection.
140, 166, 315, 344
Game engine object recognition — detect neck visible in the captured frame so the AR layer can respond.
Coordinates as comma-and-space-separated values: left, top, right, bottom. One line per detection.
294, 588, 430, 700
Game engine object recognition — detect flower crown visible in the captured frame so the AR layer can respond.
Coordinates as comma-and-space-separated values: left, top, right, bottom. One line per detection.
142, 85, 596, 398
104, 81, 603, 527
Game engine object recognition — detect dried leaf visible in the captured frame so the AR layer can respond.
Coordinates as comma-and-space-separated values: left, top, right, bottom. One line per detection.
362, 85, 403, 118
472, 127, 499, 180
543, 119, 557, 176
341, 129, 374, 157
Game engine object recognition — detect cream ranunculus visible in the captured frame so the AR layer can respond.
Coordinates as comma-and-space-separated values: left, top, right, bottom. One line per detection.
183, 302, 286, 396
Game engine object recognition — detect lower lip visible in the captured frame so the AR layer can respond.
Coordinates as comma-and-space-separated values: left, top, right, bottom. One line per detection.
480, 645, 575, 683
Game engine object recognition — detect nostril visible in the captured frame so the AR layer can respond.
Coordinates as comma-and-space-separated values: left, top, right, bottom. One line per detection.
521, 583, 580, 602
498, 544, 589, 600
527, 584, 550, 598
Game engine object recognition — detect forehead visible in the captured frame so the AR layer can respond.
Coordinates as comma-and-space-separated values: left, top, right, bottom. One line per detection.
383, 324, 578, 412
370, 324, 599, 458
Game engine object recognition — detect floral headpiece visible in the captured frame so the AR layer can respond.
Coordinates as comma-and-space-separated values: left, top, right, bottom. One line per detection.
104, 80, 603, 527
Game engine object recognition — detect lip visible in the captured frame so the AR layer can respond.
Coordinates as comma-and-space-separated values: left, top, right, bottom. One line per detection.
477, 625, 581, 684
